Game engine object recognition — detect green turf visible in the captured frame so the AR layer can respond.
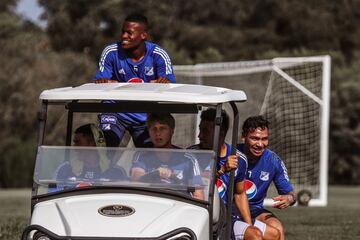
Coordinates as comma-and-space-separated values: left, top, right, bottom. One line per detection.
271, 186, 360, 240
0, 189, 31, 240
1, 186, 359, 240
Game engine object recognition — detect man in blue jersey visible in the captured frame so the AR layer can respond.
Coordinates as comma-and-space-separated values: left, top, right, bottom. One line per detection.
190, 109, 263, 240
130, 113, 204, 200
54, 124, 126, 190
237, 116, 296, 240
94, 13, 176, 147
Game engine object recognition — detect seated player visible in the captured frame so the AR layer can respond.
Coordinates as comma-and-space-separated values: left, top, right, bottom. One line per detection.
54, 124, 126, 184
189, 109, 278, 240
237, 116, 296, 240
130, 113, 204, 200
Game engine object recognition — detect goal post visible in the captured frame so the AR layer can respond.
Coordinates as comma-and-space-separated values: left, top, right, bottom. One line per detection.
173, 56, 331, 206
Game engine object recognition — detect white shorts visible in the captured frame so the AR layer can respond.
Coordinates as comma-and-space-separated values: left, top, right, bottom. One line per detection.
233, 220, 267, 240
254, 219, 267, 236
233, 220, 249, 240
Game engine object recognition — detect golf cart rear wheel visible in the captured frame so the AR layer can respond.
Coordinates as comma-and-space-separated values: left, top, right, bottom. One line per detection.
297, 189, 312, 206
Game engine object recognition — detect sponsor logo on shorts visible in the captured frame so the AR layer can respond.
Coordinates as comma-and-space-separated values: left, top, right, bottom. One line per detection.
100, 115, 117, 124
102, 124, 111, 130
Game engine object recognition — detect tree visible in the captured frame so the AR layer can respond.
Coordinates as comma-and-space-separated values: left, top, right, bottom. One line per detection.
0, 0, 96, 187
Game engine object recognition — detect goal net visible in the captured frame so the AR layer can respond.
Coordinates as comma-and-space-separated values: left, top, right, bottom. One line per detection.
173, 56, 330, 206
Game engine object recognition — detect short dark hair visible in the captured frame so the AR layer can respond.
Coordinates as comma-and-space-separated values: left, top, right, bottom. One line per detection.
147, 113, 175, 129
242, 116, 269, 136
124, 13, 149, 31
200, 108, 229, 134
75, 124, 93, 139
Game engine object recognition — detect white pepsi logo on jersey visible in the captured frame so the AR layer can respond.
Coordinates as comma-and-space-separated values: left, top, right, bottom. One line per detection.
245, 179, 257, 200
145, 67, 154, 76
216, 178, 227, 200
260, 171, 269, 181
118, 68, 125, 75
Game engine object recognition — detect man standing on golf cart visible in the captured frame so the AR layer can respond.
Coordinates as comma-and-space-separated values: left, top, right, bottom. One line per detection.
130, 113, 204, 200
189, 108, 269, 240
237, 116, 296, 240
94, 13, 176, 147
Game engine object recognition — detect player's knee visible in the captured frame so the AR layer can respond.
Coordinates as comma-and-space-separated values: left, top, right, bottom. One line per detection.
268, 220, 284, 239
245, 226, 263, 240
268, 227, 281, 240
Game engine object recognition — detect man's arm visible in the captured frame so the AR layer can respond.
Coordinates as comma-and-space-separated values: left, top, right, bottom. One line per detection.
217, 154, 238, 176
272, 155, 296, 209
193, 188, 205, 201
150, 77, 172, 83
234, 180, 252, 225
272, 191, 296, 209
94, 44, 118, 83
130, 167, 146, 181
95, 78, 118, 83
152, 47, 176, 83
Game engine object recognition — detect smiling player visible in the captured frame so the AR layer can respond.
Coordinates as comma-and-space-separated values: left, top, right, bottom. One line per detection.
237, 116, 296, 240
94, 14, 176, 147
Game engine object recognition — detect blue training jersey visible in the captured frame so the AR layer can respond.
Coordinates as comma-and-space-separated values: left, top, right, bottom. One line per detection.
95, 41, 176, 83
95, 41, 176, 125
237, 143, 293, 209
189, 143, 247, 204
217, 143, 248, 204
131, 151, 203, 186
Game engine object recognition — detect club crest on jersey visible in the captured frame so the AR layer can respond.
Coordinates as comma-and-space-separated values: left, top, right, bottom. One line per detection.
145, 67, 154, 76
245, 179, 257, 200
260, 171, 269, 181
173, 170, 184, 180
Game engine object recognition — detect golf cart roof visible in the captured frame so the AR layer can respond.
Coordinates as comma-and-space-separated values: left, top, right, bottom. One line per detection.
40, 83, 247, 104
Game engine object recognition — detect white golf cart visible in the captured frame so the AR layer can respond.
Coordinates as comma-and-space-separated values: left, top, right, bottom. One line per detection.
22, 83, 247, 240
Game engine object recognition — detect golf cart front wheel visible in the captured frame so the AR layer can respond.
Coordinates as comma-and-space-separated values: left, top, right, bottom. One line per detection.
33, 231, 52, 240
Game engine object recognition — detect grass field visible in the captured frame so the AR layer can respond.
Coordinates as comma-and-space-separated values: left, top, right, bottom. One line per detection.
1, 186, 359, 240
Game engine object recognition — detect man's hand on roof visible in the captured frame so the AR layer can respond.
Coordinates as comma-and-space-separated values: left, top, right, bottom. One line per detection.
150, 77, 171, 83
95, 78, 118, 83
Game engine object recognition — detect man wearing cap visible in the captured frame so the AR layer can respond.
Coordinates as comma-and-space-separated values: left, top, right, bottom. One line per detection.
55, 124, 125, 182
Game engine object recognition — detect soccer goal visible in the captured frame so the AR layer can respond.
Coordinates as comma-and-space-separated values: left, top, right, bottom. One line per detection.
173, 56, 331, 207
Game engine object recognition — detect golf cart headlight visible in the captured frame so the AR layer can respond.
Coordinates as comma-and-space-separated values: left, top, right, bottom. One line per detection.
33, 231, 51, 240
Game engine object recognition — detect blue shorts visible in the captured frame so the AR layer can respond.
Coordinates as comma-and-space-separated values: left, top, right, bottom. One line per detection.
99, 113, 150, 147
250, 207, 278, 219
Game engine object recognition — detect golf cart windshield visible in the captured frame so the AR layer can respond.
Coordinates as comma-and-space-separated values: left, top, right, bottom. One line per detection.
34, 146, 215, 202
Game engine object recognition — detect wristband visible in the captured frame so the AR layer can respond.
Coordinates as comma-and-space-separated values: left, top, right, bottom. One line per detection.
287, 194, 295, 204
217, 169, 225, 176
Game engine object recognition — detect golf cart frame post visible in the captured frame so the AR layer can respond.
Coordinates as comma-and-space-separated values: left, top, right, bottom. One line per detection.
27, 83, 247, 240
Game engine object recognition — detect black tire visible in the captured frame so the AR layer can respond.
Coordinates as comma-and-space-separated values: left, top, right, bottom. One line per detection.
33, 231, 52, 240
